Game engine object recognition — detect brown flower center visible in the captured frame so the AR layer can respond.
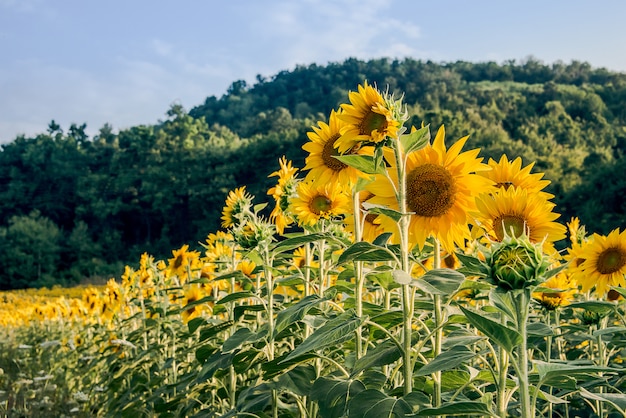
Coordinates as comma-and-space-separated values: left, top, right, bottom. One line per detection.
406, 164, 456, 217
321, 134, 347, 171
596, 247, 626, 275
310, 195, 332, 215
496, 181, 515, 190
494, 214, 530, 241
359, 110, 387, 136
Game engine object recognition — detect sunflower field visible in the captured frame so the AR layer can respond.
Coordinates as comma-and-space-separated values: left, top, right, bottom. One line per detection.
2, 82, 626, 418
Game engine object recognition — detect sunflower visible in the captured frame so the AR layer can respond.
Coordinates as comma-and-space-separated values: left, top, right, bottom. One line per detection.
303, 109, 373, 188
479, 155, 553, 200
533, 272, 577, 310
366, 125, 492, 251
167, 244, 201, 282
221, 186, 253, 228
181, 284, 208, 323
289, 180, 350, 226
268, 156, 299, 234
335, 82, 400, 153
473, 186, 566, 253
569, 228, 626, 295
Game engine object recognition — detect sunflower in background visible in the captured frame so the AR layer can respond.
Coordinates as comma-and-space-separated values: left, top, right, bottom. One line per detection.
303, 109, 373, 188
479, 155, 554, 200
473, 186, 566, 254
221, 186, 253, 228
569, 228, 626, 295
335, 81, 401, 152
366, 125, 492, 251
342, 191, 387, 243
533, 272, 577, 310
289, 180, 350, 227
268, 156, 299, 234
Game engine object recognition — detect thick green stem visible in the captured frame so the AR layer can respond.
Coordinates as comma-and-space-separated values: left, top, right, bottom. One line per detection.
432, 240, 443, 408
497, 315, 510, 417
513, 291, 533, 418
353, 189, 365, 359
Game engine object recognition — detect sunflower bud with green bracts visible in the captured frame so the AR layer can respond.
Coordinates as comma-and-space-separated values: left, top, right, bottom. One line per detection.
233, 218, 275, 251
486, 233, 551, 291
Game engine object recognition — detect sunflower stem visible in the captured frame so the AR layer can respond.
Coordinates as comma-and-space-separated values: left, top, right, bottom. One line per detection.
433, 240, 443, 409
353, 189, 365, 360
512, 290, 533, 418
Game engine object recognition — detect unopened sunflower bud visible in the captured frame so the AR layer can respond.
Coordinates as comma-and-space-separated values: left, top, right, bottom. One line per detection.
487, 233, 550, 291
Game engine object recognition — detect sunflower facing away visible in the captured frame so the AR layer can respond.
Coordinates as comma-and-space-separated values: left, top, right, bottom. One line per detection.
221, 186, 253, 228
289, 180, 350, 227
268, 156, 299, 234
366, 125, 492, 251
473, 186, 566, 253
335, 82, 400, 153
303, 109, 372, 188
479, 154, 554, 200
569, 228, 626, 295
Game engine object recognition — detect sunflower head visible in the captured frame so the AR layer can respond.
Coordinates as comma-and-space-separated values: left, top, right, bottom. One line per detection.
533, 272, 577, 311
335, 82, 401, 153
289, 180, 350, 227
221, 186, 254, 228
569, 228, 626, 295
233, 218, 275, 250
486, 232, 551, 291
480, 155, 553, 199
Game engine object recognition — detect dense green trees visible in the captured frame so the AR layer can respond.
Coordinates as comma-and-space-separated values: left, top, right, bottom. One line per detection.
1, 57, 625, 288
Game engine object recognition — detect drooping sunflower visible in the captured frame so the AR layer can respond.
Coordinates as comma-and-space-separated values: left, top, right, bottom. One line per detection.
569, 228, 626, 295
289, 180, 350, 227
335, 82, 401, 153
268, 156, 299, 234
473, 186, 566, 253
479, 155, 554, 200
303, 109, 373, 189
366, 125, 493, 251
221, 186, 253, 228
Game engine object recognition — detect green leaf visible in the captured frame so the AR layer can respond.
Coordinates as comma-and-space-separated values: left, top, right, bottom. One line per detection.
310, 376, 366, 418
271, 232, 328, 254
222, 327, 259, 352
348, 389, 413, 418
351, 339, 402, 376
198, 320, 233, 342
416, 345, 477, 376
458, 306, 522, 353
237, 383, 273, 413
262, 353, 319, 380
215, 291, 255, 305
411, 268, 465, 296
567, 300, 616, 315
455, 252, 490, 278
366, 206, 404, 223
489, 289, 516, 320
392, 269, 413, 285
592, 326, 626, 337
187, 317, 206, 334
400, 124, 430, 155
527, 322, 554, 337
275, 364, 317, 396
337, 241, 398, 264
534, 360, 620, 388
414, 401, 495, 416
579, 387, 626, 413
283, 311, 365, 362
334, 154, 386, 175
275, 294, 325, 335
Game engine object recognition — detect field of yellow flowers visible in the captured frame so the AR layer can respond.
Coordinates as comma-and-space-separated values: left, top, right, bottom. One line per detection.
2, 82, 626, 417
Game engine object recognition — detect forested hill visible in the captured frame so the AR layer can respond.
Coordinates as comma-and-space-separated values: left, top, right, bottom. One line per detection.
1, 57, 626, 289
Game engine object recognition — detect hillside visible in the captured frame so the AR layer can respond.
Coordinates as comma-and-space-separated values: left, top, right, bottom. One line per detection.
1, 57, 625, 288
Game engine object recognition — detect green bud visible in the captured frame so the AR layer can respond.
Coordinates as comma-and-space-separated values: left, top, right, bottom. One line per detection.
487, 233, 550, 291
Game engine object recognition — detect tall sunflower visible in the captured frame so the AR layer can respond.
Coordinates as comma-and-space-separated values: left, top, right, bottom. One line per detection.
268, 156, 299, 234
289, 180, 350, 227
335, 82, 400, 153
569, 228, 626, 295
221, 186, 253, 228
303, 109, 372, 188
479, 155, 554, 200
366, 125, 492, 251
473, 186, 566, 252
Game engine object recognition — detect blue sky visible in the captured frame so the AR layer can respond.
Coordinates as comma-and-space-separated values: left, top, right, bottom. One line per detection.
1, 0, 625, 143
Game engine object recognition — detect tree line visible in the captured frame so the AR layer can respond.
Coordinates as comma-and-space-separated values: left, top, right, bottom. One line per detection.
1, 57, 625, 289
